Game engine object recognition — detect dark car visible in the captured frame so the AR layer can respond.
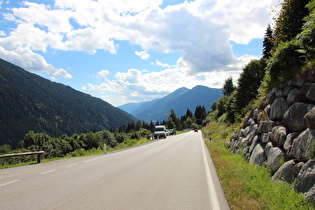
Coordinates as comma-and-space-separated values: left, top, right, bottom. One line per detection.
168, 129, 176, 135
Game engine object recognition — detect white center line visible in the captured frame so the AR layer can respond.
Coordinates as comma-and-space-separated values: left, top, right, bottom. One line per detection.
65, 164, 78, 168
40, 170, 55, 175
0, 180, 20, 187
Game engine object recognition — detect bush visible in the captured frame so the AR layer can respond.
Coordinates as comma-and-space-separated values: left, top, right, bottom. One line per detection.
265, 41, 302, 90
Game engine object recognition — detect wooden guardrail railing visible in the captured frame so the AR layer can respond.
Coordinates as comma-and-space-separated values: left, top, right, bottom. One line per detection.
0, 151, 45, 163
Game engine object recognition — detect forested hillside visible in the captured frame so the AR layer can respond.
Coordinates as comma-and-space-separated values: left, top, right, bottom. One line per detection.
0, 58, 136, 147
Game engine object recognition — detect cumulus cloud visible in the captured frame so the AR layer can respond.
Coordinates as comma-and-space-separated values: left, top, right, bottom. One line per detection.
0, 45, 72, 78
135, 50, 150, 60
0, 0, 280, 102
154, 60, 172, 68
82, 53, 250, 106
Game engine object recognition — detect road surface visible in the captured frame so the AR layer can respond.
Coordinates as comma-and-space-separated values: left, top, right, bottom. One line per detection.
0, 131, 230, 210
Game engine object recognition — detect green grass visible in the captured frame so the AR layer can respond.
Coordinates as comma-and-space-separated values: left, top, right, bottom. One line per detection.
203, 122, 314, 209
107, 138, 151, 152
0, 138, 152, 169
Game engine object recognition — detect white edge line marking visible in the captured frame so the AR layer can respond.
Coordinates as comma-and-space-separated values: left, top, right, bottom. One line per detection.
66, 164, 78, 168
200, 135, 221, 210
0, 180, 20, 187
40, 170, 55, 175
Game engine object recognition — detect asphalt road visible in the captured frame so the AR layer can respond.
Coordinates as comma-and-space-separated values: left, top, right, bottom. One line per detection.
0, 131, 230, 210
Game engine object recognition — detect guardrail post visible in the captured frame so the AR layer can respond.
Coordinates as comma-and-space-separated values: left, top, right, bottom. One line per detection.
104, 143, 107, 154
37, 153, 42, 163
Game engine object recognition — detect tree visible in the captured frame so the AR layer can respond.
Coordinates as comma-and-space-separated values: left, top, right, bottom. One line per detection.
297, 0, 315, 61
135, 120, 142, 131
263, 24, 274, 59
222, 77, 236, 96
185, 109, 193, 119
235, 59, 267, 112
168, 109, 180, 129
273, 0, 310, 47
194, 106, 207, 125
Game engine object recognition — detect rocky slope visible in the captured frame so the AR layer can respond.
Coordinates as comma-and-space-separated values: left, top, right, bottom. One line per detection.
227, 68, 315, 204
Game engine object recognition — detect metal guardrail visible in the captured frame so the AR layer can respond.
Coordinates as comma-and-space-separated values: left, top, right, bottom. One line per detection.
0, 151, 45, 163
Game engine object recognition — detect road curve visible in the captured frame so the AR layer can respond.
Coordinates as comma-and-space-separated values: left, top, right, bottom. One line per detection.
0, 131, 230, 210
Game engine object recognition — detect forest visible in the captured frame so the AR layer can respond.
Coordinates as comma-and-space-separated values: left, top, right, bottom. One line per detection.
0, 58, 136, 147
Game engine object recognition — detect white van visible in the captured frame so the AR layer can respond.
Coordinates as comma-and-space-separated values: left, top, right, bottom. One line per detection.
154, 125, 167, 139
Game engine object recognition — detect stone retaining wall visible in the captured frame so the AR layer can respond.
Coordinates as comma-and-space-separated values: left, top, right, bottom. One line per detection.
227, 68, 315, 204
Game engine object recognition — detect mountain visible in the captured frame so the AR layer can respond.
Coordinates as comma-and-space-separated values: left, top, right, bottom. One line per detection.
119, 86, 223, 122
0, 58, 137, 147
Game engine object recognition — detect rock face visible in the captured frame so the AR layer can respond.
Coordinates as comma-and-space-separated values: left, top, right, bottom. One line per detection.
227, 68, 315, 205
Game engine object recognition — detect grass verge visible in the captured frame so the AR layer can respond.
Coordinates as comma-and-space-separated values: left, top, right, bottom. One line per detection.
0, 138, 152, 169
203, 122, 314, 210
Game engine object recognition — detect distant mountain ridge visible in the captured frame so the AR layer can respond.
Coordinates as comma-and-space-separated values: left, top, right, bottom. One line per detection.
119, 85, 223, 122
0, 58, 136, 147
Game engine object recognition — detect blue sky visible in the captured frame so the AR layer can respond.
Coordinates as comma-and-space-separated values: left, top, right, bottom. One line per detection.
0, 0, 281, 106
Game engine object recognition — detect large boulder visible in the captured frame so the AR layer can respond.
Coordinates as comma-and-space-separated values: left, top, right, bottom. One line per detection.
270, 126, 287, 147
265, 142, 274, 157
305, 185, 315, 206
265, 88, 277, 104
261, 132, 271, 144
283, 102, 315, 132
272, 160, 296, 184
256, 121, 275, 134
249, 144, 266, 166
267, 147, 285, 174
294, 159, 315, 193
270, 97, 289, 120
289, 129, 315, 161
306, 84, 315, 102
304, 107, 315, 129
287, 88, 300, 105
295, 84, 312, 102
284, 132, 300, 155
249, 135, 260, 154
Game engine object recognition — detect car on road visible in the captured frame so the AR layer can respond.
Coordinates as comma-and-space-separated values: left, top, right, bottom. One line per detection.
154, 125, 167, 139
168, 129, 176, 135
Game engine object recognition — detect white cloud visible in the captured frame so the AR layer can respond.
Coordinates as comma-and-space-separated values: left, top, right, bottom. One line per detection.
0, 45, 72, 78
97, 70, 110, 80
0, 0, 278, 85
154, 60, 172, 68
82, 54, 252, 106
135, 50, 150, 60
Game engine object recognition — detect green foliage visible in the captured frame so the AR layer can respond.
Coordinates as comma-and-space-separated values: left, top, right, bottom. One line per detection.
0, 58, 136, 147
261, 0, 314, 93
263, 24, 274, 59
235, 59, 266, 112
0, 145, 11, 154
265, 40, 303, 89
98, 131, 117, 148
273, 0, 310, 46
222, 77, 236, 96
297, 0, 315, 62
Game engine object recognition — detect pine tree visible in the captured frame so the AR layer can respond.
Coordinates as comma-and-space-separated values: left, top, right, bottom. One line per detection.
222, 77, 235, 96
263, 24, 273, 59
